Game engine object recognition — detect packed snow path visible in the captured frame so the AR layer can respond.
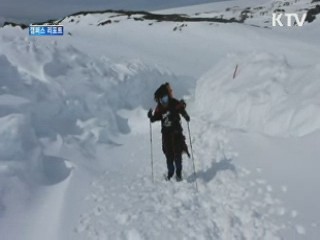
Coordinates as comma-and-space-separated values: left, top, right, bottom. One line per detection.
72, 118, 300, 240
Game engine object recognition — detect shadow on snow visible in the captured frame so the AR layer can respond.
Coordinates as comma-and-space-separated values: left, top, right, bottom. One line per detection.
187, 158, 236, 183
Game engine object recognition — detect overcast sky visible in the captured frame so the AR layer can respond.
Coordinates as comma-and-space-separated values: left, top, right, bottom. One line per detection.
0, 0, 226, 24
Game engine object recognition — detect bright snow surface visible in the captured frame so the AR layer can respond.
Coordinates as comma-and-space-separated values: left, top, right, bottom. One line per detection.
0, 0, 320, 239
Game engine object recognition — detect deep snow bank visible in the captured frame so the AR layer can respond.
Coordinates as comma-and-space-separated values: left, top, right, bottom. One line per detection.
0, 114, 41, 234
0, 37, 194, 142
0, 36, 194, 232
195, 52, 320, 137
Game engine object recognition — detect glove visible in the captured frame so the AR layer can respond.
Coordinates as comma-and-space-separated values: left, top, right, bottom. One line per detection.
147, 109, 153, 119
180, 99, 186, 107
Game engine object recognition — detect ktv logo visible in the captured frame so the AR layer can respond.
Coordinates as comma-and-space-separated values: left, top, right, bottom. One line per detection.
272, 13, 307, 27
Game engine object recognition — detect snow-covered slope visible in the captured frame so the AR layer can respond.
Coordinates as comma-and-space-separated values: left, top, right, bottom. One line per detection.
0, 0, 319, 239
159, 0, 320, 27
196, 52, 320, 137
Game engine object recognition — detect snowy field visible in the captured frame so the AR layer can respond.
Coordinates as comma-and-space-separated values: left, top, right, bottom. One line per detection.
0, 0, 320, 239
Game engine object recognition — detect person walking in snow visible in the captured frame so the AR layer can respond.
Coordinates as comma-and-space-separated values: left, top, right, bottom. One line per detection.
148, 82, 190, 181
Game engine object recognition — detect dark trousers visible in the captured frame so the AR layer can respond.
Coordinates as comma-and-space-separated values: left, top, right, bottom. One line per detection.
166, 153, 182, 178
162, 132, 183, 178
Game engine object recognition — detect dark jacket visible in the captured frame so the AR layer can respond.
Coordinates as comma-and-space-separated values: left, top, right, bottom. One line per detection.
150, 98, 189, 134
150, 98, 190, 157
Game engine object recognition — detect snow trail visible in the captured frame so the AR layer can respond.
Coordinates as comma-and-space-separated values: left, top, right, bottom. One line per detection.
73, 115, 294, 240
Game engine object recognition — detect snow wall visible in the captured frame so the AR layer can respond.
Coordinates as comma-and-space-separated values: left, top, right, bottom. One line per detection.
195, 52, 320, 137
0, 43, 194, 221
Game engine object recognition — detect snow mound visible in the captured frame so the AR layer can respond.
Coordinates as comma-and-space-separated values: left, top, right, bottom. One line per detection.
0, 114, 38, 162
0, 38, 194, 238
0, 114, 41, 232
0, 36, 193, 141
0, 35, 194, 174
195, 52, 320, 137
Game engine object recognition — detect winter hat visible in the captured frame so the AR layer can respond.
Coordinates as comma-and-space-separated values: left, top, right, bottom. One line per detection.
154, 82, 173, 102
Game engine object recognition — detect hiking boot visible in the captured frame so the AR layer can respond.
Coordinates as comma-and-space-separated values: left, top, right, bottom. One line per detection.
176, 170, 182, 182
165, 173, 173, 181
176, 175, 182, 182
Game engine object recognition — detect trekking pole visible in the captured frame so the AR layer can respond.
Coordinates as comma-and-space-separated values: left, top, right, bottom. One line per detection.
149, 121, 154, 183
187, 122, 198, 192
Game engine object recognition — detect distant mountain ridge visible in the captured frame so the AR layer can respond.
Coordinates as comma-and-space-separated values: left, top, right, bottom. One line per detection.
2, 0, 320, 29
